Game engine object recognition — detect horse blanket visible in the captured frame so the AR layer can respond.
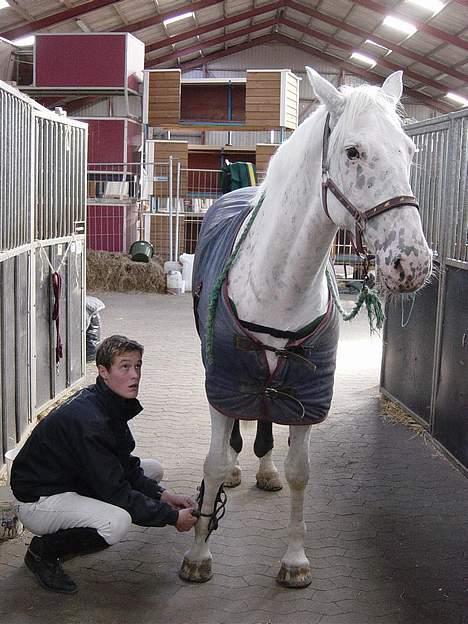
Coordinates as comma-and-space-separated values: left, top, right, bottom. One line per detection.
193, 187, 339, 426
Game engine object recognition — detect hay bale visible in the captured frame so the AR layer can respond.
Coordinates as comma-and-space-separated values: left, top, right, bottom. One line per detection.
86, 250, 165, 293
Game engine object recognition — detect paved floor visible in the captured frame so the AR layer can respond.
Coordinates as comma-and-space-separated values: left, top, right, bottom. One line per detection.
0, 292, 466, 624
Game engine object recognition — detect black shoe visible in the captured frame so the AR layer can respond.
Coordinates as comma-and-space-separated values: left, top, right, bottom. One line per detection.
25, 537, 78, 594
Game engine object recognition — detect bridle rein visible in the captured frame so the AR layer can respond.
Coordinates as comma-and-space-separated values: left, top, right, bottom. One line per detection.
321, 113, 419, 259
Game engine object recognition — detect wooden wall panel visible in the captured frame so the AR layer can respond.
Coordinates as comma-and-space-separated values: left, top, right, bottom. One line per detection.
149, 215, 185, 261
153, 140, 188, 198
147, 70, 181, 127
246, 71, 282, 128
256, 143, 279, 177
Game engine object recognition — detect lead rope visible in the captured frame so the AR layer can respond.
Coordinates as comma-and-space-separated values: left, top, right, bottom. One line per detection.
326, 265, 385, 333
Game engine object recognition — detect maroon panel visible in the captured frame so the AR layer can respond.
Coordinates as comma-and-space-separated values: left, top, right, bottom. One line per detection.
188, 150, 255, 170
85, 119, 125, 163
35, 35, 126, 87
181, 85, 245, 122
87, 204, 124, 252
126, 120, 143, 164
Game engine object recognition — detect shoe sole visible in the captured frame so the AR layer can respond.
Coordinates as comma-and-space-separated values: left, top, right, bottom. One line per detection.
24, 555, 78, 594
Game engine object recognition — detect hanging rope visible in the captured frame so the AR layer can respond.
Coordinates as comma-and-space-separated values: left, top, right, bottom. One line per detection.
38, 240, 73, 365
51, 272, 63, 364
326, 267, 385, 333
206, 193, 265, 363
401, 293, 416, 328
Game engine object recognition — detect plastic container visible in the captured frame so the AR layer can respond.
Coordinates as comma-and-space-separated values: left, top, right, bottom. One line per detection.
167, 270, 184, 295
0, 487, 23, 540
129, 240, 154, 263
5, 448, 19, 485
1, 448, 23, 540
179, 253, 194, 292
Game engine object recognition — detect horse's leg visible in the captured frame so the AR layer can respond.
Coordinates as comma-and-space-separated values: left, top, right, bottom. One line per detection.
255, 421, 282, 491
224, 419, 242, 488
277, 424, 312, 588
179, 406, 234, 583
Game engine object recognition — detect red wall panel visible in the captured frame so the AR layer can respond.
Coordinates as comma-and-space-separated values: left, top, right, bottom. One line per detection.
35, 34, 126, 87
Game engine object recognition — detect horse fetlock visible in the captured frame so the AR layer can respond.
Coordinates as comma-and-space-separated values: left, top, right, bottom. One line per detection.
256, 469, 283, 491
179, 556, 213, 583
276, 562, 312, 588
224, 465, 242, 488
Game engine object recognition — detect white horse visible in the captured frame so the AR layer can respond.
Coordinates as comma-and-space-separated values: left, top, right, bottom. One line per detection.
180, 68, 432, 588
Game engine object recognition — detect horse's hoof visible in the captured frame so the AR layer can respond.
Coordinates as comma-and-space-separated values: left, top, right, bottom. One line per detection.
256, 471, 282, 491
179, 557, 213, 583
276, 563, 312, 588
224, 466, 241, 488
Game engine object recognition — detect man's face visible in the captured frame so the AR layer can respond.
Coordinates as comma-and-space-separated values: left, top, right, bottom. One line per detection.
98, 350, 142, 399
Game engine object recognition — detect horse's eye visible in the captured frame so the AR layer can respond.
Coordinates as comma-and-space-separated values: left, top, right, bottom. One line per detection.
346, 147, 360, 160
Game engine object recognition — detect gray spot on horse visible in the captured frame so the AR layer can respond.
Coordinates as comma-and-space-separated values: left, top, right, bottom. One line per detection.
367, 176, 375, 189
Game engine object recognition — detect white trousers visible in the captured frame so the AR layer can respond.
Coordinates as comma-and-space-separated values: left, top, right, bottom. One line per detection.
17, 459, 163, 545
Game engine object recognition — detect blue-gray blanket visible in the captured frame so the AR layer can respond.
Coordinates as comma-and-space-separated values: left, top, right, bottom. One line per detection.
193, 187, 339, 426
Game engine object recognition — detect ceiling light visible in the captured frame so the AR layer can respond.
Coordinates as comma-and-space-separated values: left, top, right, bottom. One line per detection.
163, 12, 194, 26
350, 52, 377, 68
0, 1, 10, 10
405, 0, 445, 14
445, 92, 468, 107
383, 15, 417, 36
13, 35, 35, 46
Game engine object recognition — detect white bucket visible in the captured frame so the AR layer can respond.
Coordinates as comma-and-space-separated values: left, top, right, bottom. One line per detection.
167, 270, 184, 295
1, 448, 23, 540
5, 448, 19, 485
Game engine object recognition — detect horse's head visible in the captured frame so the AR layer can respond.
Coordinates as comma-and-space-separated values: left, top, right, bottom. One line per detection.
306, 67, 432, 294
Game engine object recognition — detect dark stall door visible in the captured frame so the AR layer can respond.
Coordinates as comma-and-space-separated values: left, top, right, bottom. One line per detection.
434, 265, 468, 469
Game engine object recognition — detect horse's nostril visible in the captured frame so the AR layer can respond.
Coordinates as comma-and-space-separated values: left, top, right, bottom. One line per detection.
393, 258, 402, 270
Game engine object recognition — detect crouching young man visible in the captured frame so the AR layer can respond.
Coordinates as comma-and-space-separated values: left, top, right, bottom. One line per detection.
10, 335, 198, 594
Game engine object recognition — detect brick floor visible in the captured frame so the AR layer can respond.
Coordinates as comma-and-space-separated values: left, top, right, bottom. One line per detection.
0, 292, 466, 624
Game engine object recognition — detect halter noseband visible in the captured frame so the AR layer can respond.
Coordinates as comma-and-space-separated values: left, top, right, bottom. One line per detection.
321, 113, 419, 258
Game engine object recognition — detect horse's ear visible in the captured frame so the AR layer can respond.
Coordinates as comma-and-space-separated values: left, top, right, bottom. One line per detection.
381, 71, 403, 103
306, 67, 345, 117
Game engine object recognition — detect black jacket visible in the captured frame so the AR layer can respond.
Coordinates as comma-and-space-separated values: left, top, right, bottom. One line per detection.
11, 377, 179, 527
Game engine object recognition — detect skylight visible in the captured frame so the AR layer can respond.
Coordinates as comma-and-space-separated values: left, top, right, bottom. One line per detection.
383, 15, 417, 36
350, 52, 377, 69
365, 39, 393, 56
445, 92, 468, 107
163, 12, 194, 26
0, 0, 9, 9
406, 0, 445, 14
13, 35, 35, 46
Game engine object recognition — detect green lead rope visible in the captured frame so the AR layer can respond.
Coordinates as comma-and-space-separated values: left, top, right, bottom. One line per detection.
326, 267, 385, 333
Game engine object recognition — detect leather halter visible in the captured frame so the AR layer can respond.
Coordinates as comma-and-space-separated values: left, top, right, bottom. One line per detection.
321, 113, 419, 258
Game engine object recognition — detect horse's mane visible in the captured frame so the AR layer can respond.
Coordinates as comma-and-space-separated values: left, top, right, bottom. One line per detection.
257, 83, 404, 203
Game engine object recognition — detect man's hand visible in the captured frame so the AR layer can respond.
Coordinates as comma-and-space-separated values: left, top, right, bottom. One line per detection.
161, 491, 196, 510
175, 508, 198, 532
